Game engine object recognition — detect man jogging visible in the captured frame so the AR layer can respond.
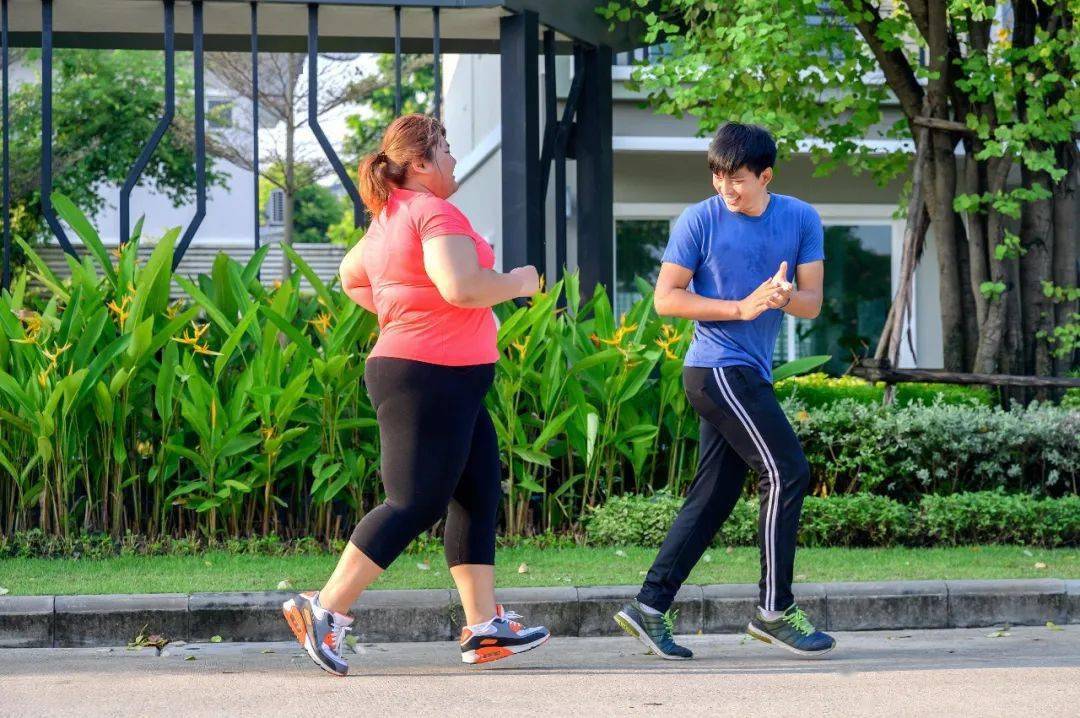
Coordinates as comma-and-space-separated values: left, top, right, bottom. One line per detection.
615, 123, 835, 659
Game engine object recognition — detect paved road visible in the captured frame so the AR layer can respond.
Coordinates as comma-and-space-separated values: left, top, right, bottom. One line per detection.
2, 626, 1078, 717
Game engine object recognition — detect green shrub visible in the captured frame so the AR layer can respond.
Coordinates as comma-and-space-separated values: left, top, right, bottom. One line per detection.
775, 373, 993, 408
918, 492, 1080, 547
799, 494, 914, 547
583, 491, 684, 547
789, 399, 1080, 499
585, 491, 1080, 548
0, 531, 336, 559
714, 498, 759, 546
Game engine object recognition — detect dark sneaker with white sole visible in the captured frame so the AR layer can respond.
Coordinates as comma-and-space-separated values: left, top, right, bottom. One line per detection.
747, 604, 835, 657
282, 591, 353, 677
614, 600, 693, 660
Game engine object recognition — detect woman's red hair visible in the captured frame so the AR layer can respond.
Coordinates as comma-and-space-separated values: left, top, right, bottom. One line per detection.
358, 113, 447, 217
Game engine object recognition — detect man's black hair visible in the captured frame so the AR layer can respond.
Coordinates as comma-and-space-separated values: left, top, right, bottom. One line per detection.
708, 123, 777, 177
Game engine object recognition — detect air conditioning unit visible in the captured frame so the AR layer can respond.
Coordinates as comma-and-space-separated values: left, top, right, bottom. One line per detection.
267, 188, 285, 226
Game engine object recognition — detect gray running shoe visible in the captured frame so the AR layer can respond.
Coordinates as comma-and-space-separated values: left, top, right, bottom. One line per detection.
459, 605, 550, 664
282, 591, 352, 676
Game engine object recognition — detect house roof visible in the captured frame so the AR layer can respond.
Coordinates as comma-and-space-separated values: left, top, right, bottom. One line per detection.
7, 0, 639, 53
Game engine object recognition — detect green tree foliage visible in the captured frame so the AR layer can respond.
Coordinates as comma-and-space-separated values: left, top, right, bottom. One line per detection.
8, 49, 219, 245
292, 185, 346, 244
343, 54, 435, 163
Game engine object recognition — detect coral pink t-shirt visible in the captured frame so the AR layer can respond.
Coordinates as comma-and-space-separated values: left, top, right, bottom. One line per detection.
356, 188, 498, 366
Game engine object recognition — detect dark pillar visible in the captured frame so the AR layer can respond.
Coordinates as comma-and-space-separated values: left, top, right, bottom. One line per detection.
499, 11, 542, 272
576, 45, 614, 297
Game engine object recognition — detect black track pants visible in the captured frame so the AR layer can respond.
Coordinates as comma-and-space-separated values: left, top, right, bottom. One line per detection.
349, 357, 501, 569
637, 365, 811, 613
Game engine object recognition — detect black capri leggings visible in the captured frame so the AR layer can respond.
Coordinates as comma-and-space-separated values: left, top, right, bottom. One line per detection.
349, 357, 501, 569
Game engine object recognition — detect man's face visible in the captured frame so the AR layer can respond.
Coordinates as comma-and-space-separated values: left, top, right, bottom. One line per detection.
711, 166, 773, 214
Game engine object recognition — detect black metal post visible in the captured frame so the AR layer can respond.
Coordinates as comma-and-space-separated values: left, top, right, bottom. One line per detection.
394, 5, 402, 116
251, 1, 260, 258
575, 44, 614, 296
173, 0, 205, 269
432, 7, 441, 121
120, 0, 175, 246
1, 0, 9, 290
499, 11, 542, 272
307, 3, 363, 227
40, 0, 75, 256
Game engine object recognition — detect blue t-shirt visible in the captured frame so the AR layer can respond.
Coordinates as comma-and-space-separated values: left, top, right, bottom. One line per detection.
661, 193, 824, 382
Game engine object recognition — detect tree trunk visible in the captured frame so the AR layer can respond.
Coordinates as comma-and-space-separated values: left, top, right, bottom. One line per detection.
924, 139, 969, 371
877, 128, 930, 374
972, 155, 1014, 375
922, 3, 969, 371
1018, 166, 1056, 378
1051, 145, 1079, 376
964, 154, 991, 328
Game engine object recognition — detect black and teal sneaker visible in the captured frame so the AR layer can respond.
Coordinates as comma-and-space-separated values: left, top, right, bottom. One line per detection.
746, 605, 835, 657
614, 600, 693, 660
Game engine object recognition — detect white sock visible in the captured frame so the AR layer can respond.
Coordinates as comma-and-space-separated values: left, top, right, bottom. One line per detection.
636, 601, 663, 616
759, 607, 784, 621
313, 592, 353, 625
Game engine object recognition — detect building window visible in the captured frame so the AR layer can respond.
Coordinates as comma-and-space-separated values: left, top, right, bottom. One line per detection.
792, 224, 892, 373
615, 218, 670, 315
612, 44, 672, 67
267, 188, 286, 226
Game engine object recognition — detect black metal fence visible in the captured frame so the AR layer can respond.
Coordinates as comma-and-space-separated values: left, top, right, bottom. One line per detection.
0, 0, 616, 293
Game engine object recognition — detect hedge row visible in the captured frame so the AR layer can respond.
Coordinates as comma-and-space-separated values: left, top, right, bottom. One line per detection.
785, 399, 1079, 498
585, 491, 1080, 548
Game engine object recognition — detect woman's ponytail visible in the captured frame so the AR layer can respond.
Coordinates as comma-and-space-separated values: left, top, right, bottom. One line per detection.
358, 151, 393, 218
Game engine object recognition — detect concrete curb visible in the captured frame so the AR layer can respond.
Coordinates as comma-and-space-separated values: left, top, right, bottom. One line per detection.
2, 578, 1077, 648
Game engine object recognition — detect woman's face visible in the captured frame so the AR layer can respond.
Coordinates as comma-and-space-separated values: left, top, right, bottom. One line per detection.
412, 136, 458, 198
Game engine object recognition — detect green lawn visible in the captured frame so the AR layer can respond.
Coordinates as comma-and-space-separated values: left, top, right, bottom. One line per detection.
2, 545, 1077, 596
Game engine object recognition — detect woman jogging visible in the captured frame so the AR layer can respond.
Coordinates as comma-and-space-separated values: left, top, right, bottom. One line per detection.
282, 113, 549, 676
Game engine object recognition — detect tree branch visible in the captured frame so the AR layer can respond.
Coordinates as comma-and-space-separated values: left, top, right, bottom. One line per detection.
839, 0, 925, 122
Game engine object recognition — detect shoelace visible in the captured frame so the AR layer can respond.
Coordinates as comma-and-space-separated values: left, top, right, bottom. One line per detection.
661, 608, 679, 638
472, 609, 525, 636
330, 622, 352, 654
783, 606, 815, 635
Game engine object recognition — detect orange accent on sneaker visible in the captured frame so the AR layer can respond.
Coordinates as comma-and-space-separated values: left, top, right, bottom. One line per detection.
480, 638, 498, 646
284, 605, 307, 646
460, 628, 473, 643
324, 631, 337, 650
509, 621, 523, 632
472, 646, 514, 664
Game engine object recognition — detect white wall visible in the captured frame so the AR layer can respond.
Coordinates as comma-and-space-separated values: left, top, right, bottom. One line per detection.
90, 161, 258, 245
914, 232, 945, 368
442, 54, 502, 161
